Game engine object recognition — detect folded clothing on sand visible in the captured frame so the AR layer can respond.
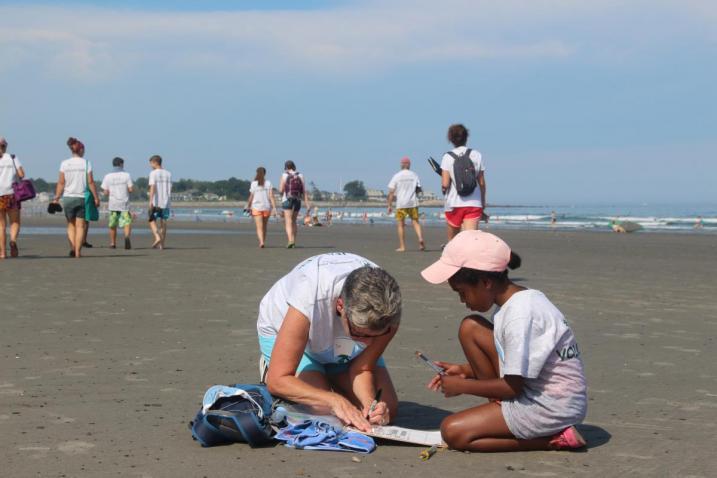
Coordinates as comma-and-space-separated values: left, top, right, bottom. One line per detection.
275, 419, 375, 453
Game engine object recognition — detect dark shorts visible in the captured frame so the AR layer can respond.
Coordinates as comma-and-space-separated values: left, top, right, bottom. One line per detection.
62, 197, 85, 220
282, 198, 301, 212
0, 194, 21, 211
149, 207, 171, 222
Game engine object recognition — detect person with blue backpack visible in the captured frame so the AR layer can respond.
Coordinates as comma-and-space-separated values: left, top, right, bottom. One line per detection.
278, 160, 311, 249
440, 124, 487, 241
257, 252, 402, 432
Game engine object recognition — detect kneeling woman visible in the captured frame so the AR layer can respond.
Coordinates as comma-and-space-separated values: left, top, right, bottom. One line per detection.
257, 252, 401, 432
421, 231, 587, 452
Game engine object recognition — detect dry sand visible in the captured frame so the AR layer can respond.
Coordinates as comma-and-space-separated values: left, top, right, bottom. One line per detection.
1, 218, 716, 477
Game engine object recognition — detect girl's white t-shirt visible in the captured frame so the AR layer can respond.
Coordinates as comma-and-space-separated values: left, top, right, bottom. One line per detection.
60, 157, 91, 198
440, 146, 485, 211
0, 153, 21, 196
257, 252, 377, 364
492, 289, 587, 439
250, 180, 273, 211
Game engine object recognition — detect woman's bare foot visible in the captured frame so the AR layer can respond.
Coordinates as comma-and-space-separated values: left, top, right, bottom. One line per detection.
395, 247, 405, 252
419, 240, 426, 251
151, 238, 161, 249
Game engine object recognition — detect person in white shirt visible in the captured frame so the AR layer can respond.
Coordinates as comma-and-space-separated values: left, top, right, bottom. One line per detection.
440, 124, 487, 241
101, 157, 134, 250
51, 137, 100, 259
278, 160, 311, 248
386, 157, 425, 252
246, 166, 277, 248
257, 252, 402, 432
147, 155, 172, 250
421, 231, 587, 452
0, 137, 25, 259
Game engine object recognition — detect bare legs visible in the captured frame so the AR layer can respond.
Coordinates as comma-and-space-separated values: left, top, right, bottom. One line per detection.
0, 211, 6, 258
109, 224, 132, 248
1, 209, 22, 258
446, 217, 479, 242
439, 315, 554, 452
395, 219, 425, 252
66, 217, 86, 258
253, 214, 269, 248
150, 219, 167, 249
283, 209, 299, 247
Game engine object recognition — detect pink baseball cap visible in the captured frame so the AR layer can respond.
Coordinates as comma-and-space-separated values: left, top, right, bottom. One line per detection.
400, 156, 410, 166
421, 230, 511, 284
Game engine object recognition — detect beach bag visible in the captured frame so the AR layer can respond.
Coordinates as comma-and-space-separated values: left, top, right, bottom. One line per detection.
190, 384, 276, 448
84, 160, 99, 221
285, 172, 304, 199
448, 148, 477, 197
11, 156, 36, 202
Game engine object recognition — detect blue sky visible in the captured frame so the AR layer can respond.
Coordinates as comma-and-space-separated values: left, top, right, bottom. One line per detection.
0, 1, 715, 204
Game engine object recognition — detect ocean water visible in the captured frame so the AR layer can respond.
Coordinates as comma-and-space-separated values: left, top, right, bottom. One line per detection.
171, 203, 716, 233
18, 203, 716, 234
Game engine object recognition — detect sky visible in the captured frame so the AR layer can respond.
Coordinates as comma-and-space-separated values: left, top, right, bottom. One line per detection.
0, 0, 715, 204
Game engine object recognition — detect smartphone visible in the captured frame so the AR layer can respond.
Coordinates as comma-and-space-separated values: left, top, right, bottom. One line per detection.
415, 351, 445, 375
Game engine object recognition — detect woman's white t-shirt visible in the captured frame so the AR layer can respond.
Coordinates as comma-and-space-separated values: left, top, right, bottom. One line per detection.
257, 252, 377, 364
250, 180, 273, 211
492, 289, 587, 439
0, 153, 21, 196
60, 157, 91, 198
440, 146, 485, 211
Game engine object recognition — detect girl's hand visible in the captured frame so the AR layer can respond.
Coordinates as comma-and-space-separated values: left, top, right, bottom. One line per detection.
426, 361, 466, 391
330, 394, 371, 432
364, 401, 389, 427
94, 197, 100, 207
439, 374, 467, 398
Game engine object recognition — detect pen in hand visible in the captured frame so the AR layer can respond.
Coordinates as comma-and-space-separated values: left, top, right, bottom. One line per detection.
366, 388, 383, 420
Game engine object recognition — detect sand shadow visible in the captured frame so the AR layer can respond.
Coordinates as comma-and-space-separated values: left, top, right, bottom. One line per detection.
578, 424, 611, 449
392, 401, 453, 430
15, 254, 148, 259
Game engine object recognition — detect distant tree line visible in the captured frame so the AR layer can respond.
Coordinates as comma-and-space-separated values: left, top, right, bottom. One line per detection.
30, 176, 371, 202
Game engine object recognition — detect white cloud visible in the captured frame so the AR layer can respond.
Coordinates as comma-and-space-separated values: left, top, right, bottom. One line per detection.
0, 0, 714, 82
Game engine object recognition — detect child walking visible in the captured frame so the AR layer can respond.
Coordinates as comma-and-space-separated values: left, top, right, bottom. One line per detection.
101, 157, 134, 249
148, 155, 172, 249
421, 230, 587, 452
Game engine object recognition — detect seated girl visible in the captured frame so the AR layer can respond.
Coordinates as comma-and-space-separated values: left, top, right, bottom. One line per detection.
420, 230, 587, 452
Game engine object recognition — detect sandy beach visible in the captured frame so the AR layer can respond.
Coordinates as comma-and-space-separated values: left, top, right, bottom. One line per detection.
1, 219, 716, 477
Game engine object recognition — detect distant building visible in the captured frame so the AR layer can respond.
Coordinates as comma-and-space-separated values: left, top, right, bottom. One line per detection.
420, 190, 438, 201
171, 192, 194, 202
366, 188, 385, 201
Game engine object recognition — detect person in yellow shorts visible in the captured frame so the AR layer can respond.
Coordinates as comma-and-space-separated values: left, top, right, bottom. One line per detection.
101, 157, 134, 249
386, 157, 425, 252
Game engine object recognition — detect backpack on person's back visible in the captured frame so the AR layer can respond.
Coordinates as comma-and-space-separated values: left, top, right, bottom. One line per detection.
447, 149, 477, 197
285, 172, 304, 199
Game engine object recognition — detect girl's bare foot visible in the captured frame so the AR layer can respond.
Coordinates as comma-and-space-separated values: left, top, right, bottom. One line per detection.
151, 238, 161, 249
395, 247, 405, 252
419, 240, 426, 251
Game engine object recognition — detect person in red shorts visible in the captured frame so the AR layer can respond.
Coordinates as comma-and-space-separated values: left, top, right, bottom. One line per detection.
441, 124, 486, 241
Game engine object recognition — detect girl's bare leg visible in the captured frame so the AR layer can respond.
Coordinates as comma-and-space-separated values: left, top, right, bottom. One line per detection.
441, 402, 553, 452
74, 218, 85, 257
261, 216, 269, 247
283, 210, 294, 244
458, 315, 501, 379
0, 211, 7, 258
8, 208, 20, 243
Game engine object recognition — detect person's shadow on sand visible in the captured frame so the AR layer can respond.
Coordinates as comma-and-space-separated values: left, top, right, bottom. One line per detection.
393, 401, 453, 430
577, 424, 611, 450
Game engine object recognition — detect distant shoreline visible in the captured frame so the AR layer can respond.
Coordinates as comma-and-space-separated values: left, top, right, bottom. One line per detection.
128, 200, 545, 209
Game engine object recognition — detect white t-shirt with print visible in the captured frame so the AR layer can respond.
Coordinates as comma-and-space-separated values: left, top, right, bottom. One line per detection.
149, 168, 172, 209
257, 253, 378, 364
492, 289, 587, 439
388, 169, 421, 209
60, 157, 91, 198
250, 180, 274, 211
101, 171, 133, 212
440, 146, 485, 211
0, 153, 21, 196
280, 171, 305, 202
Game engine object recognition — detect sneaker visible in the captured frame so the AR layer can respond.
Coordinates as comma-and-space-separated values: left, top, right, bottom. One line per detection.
9, 241, 18, 258
124, 237, 132, 250
259, 355, 269, 384
549, 426, 586, 450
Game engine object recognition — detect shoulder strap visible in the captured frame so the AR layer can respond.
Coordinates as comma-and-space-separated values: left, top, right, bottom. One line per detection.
447, 151, 458, 160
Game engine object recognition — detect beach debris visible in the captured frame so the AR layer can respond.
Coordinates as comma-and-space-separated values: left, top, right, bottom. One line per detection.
420, 445, 438, 461
351, 456, 362, 463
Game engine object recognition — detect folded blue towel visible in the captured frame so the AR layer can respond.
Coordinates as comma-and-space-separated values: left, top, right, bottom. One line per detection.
275, 419, 375, 453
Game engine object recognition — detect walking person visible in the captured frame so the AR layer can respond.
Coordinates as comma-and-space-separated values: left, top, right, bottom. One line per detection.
0, 137, 25, 258
386, 156, 425, 252
51, 137, 100, 258
148, 155, 172, 250
278, 160, 310, 248
101, 157, 134, 249
246, 166, 277, 248
440, 124, 487, 241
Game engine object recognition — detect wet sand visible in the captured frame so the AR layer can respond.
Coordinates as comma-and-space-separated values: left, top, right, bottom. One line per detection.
1, 219, 716, 477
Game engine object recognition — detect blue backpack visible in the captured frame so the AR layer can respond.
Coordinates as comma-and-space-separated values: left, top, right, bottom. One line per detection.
190, 384, 276, 448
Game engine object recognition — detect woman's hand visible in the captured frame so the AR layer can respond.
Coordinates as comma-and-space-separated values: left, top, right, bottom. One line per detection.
330, 394, 372, 432
364, 401, 389, 427
94, 196, 100, 207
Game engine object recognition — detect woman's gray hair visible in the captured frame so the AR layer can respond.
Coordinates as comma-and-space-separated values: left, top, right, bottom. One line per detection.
341, 266, 402, 330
